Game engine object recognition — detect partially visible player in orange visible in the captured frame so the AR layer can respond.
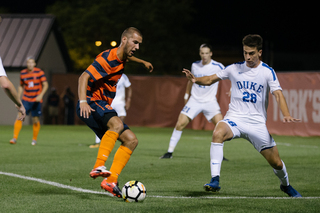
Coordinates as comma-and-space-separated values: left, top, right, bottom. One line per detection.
10, 58, 48, 145
77, 27, 153, 198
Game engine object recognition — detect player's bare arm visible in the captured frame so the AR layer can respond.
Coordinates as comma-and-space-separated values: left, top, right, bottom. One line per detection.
125, 86, 132, 110
184, 80, 193, 104
273, 89, 300, 123
182, 68, 220, 86
127, 56, 153, 72
78, 72, 95, 118
0, 76, 26, 120
35, 81, 48, 102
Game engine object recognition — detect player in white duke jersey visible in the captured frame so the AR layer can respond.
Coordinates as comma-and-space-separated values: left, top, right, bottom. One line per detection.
160, 44, 226, 159
183, 34, 302, 197
91, 74, 132, 148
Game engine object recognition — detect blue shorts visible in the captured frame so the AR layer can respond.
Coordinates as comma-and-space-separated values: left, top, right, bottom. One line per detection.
76, 100, 129, 139
22, 100, 42, 117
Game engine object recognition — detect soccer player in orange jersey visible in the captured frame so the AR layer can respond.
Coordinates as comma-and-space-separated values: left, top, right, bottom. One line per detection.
10, 58, 48, 145
77, 27, 153, 198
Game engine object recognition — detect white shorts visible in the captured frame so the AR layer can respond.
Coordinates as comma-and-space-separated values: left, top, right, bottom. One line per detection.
181, 96, 221, 121
111, 102, 126, 117
219, 116, 276, 152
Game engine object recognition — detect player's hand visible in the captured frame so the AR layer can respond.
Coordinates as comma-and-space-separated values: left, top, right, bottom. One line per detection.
182, 68, 196, 83
16, 104, 26, 121
35, 95, 42, 102
143, 61, 153, 72
282, 115, 301, 123
79, 102, 95, 119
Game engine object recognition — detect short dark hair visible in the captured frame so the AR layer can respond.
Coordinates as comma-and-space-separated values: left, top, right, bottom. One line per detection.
199, 43, 213, 52
242, 34, 263, 51
121, 27, 142, 39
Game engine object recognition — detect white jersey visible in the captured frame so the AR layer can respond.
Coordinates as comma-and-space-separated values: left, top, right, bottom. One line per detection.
191, 59, 224, 102
216, 61, 282, 123
0, 57, 7, 77
112, 74, 131, 105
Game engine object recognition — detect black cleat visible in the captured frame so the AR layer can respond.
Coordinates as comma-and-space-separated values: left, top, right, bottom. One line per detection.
159, 152, 173, 159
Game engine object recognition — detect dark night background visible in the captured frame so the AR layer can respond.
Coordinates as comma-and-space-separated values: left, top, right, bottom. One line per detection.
1, 0, 318, 74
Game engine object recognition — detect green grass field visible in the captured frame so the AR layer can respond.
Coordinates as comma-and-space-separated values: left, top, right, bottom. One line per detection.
0, 125, 319, 213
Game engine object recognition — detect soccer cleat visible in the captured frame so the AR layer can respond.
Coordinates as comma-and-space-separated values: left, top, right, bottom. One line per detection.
31, 140, 37, 146
223, 156, 229, 161
159, 152, 173, 159
280, 184, 302, 197
10, 138, 17, 144
89, 144, 100, 148
204, 176, 221, 192
101, 179, 122, 198
90, 166, 111, 179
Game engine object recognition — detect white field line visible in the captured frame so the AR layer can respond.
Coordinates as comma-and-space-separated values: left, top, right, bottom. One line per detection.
0, 171, 113, 197
277, 142, 318, 149
1, 171, 319, 200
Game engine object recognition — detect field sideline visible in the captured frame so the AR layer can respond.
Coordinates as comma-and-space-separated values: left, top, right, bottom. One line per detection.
0, 125, 319, 212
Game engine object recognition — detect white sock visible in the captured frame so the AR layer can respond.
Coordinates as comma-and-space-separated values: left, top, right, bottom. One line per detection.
273, 160, 289, 186
210, 142, 224, 177
167, 129, 183, 153
95, 135, 101, 144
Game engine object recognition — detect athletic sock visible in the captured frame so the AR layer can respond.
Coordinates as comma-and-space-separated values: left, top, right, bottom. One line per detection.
210, 142, 224, 177
107, 145, 133, 183
32, 121, 40, 141
13, 119, 23, 139
167, 128, 183, 153
273, 160, 289, 186
93, 131, 119, 169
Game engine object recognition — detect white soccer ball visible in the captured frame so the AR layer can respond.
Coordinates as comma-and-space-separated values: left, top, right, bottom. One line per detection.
121, 180, 146, 202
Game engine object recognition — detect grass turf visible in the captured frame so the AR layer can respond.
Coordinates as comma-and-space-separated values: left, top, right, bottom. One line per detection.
0, 125, 319, 212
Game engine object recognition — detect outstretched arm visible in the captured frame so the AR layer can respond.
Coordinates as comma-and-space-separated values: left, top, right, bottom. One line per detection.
182, 68, 221, 86
127, 56, 153, 72
0, 76, 26, 120
273, 90, 300, 123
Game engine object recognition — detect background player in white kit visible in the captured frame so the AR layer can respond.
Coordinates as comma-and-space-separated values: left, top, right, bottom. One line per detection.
160, 44, 225, 159
91, 74, 132, 148
183, 34, 302, 197
0, 57, 26, 121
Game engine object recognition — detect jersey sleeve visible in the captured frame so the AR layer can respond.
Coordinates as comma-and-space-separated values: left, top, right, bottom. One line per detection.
122, 74, 131, 88
39, 70, 47, 82
0, 57, 7, 77
216, 65, 231, 80
267, 69, 282, 93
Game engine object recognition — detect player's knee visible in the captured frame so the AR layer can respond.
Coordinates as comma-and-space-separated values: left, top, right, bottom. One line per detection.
112, 122, 124, 133
107, 117, 124, 133
175, 115, 190, 130
123, 136, 138, 151
212, 129, 225, 143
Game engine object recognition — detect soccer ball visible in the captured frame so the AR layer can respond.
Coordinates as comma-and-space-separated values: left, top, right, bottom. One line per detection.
121, 180, 146, 202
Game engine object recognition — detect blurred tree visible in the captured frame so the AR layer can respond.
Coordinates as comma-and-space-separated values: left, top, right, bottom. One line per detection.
47, 0, 207, 75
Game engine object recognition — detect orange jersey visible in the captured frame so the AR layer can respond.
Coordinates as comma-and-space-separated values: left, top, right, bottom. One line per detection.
20, 67, 47, 103
85, 47, 125, 105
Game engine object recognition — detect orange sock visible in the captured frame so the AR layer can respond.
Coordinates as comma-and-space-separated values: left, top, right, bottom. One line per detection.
93, 131, 119, 169
32, 121, 41, 141
13, 119, 23, 139
107, 145, 133, 183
